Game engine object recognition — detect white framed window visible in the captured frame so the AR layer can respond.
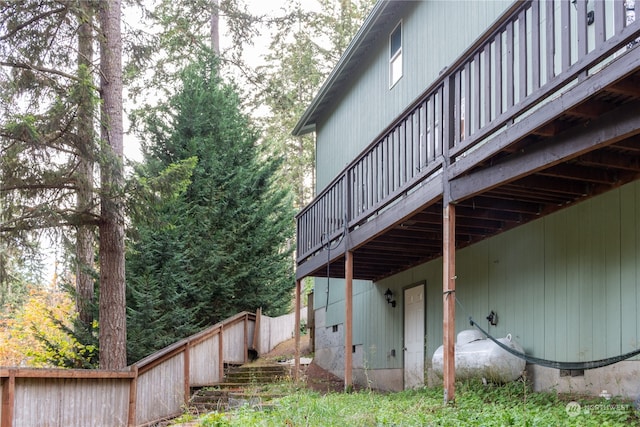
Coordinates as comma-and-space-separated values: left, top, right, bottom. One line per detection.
389, 21, 403, 88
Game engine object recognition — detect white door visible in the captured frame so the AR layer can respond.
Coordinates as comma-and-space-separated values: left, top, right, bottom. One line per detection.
404, 284, 425, 389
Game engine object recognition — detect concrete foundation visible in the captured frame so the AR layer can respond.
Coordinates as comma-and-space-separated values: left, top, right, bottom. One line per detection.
353, 367, 404, 391
527, 361, 640, 400
313, 309, 640, 399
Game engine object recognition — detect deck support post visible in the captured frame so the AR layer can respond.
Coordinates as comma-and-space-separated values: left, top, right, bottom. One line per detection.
294, 278, 302, 381
443, 203, 456, 403
345, 250, 353, 391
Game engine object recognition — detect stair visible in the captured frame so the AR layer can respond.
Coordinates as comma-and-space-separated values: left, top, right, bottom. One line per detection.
188, 363, 292, 414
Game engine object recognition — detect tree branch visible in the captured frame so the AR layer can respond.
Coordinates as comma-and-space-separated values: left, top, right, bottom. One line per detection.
0, 6, 68, 42
0, 61, 97, 89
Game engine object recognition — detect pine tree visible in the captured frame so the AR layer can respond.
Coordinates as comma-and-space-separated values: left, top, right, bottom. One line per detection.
126, 54, 295, 361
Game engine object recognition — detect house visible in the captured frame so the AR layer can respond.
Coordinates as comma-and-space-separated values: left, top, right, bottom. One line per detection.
292, 0, 640, 401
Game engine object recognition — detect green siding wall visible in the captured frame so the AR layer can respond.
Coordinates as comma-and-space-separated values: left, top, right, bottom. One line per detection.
316, 0, 513, 189
315, 181, 640, 370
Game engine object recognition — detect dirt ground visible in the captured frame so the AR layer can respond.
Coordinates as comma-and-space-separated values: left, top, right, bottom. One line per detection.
259, 334, 348, 393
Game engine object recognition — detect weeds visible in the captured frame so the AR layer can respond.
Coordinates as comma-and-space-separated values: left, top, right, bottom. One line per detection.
181, 379, 639, 426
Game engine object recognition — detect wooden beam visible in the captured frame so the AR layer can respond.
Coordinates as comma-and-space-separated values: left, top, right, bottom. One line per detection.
253, 307, 262, 354
243, 315, 250, 363
184, 343, 190, 407
218, 326, 224, 381
345, 251, 353, 391
294, 279, 302, 381
605, 78, 640, 98
127, 366, 138, 427
450, 100, 640, 202
442, 203, 456, 403
0, 368, 136, 379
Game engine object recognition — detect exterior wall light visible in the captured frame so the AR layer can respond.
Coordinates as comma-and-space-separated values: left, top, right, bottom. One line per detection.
486, 310, 498, 326
572, 0, 595, 25
384, 288, 396, 307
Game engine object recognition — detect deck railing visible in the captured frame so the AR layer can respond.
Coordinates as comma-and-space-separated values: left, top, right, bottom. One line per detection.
296, 0, 639, 264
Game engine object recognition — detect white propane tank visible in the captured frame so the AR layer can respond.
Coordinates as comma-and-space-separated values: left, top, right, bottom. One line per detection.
432, 330, 525, 383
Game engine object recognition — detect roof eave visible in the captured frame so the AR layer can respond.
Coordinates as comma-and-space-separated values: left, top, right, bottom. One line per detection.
291, 0, 391, 137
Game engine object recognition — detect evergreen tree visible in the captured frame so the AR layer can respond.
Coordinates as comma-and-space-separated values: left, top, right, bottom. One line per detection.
256, 0, 376, 209
0, 1, 100, 316
126, 54, 295, 362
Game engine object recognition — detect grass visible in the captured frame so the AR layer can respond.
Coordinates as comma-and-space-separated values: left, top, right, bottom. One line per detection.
179, 378, 639, 426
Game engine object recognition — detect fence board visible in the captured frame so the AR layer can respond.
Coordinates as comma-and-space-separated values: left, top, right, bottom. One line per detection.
257, 308, 308, 355
222, 317, 248, 364
135, 355, 185, 425
189, 334, 221, 387
12, 377, 130, 427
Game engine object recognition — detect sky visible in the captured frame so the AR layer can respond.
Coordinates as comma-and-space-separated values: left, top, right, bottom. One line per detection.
123, 0, 321, 162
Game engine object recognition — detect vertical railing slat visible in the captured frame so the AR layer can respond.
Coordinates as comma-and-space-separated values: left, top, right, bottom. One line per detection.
531, 0, 541, 90
483, 45, 491, 126
406, 116, 414, 180
412, 110, 420, 173
367, 151, 373, 211
383, 135, 389, 198
464, 62, 471, 139
372, 146, 378, 205
561, 0, 572, 69
389, 129, 400, 192
594, 0, 606, 48
506, 20, 515, 109
518, 9, 528, 101
453, 71, 461, 146
577, 0, 588, 61
399, 121, 406, 184
614, 0, 625, 33
443, 76, 453, 153
351, 167, 357, 220
546, 0, 556, 82
357, 161, 363, 215
435, 88, 443, 157
494, 32, 503, 118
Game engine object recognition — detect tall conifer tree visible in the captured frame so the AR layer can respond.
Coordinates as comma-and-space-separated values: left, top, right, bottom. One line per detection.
126, 54, 294, 362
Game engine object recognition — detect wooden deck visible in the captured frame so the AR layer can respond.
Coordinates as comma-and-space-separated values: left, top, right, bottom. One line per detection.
296, 0, 640, 281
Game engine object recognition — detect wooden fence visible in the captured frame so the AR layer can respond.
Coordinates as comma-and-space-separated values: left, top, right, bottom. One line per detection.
0, 308, 306, 427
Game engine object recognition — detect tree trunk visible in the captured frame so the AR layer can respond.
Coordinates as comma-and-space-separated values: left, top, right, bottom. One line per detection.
98, 0, 126, 369
210, 0, 220, 55
76, 0, 96, 325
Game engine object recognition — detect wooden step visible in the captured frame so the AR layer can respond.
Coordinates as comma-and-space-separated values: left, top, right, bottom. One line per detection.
188, 363, 292, 413
224, 364, 290, 384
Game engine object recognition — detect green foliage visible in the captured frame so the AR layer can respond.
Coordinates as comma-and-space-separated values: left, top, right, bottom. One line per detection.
0, 243, 43, 313
32, 282, 100, 369
1, 1, 101, 328
126, 54, 295, 363
255, 0, 376, 209
188, 379, 639, 426
0, 286, 98, 368
34, 313, 99, 369
200, 411, 231, 427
